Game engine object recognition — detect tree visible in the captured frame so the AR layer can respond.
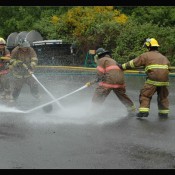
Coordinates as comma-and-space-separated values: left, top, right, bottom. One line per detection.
0, 6, 42, 38
112, 18, 175, 64
131, 6, 175, 27
52, 6, 128, 60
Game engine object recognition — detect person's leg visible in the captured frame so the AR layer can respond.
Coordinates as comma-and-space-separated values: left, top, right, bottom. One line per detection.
92, 86, 110, 104
91, 86, 111, 111
0, 76, 4, 93
12, 77, 23, 101
26, 76, 40, 99
113, 88, 136, 116
157, 86, 169, 118
137, 83, 156, 117
0, 74, 12, 100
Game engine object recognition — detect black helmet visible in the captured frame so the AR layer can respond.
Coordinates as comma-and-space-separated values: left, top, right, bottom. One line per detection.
96, 48, 110, 57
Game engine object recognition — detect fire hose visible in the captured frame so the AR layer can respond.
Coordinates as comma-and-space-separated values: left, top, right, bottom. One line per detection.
22, 63, 64, 111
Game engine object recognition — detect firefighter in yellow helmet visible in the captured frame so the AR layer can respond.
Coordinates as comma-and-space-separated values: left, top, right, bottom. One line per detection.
0, 37, 13, 101
9, 38, 40, 102
86, 48, 136, 116
119, 38, 170, 118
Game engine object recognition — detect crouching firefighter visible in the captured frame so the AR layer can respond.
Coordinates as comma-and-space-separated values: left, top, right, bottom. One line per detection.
86, 48, 136, 116
120, 38, 170, 118
9, 39, 40, 102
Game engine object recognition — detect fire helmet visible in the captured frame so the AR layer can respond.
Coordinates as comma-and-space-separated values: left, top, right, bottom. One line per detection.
0, 38, 6, 45
95, 48, 110, 58
144, 38, 160, 47
18, 38, 30, 48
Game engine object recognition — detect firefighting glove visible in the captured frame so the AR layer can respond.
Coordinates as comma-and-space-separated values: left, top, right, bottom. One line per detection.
22, 63, 29, 70
117, 63, 124, 70
86, 75, 102, 87
86, 82, 92, 87
30, 62, 36, 69
22, 63, 33, 74
85, 80, 97, 87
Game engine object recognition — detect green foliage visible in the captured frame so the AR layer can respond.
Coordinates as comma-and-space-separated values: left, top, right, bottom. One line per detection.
131, 6, 175, 27
0, 6, 71, 39
52, 6, 128, 59
33, 7, 72, 40
0, 6, 175, 65
0, 6, 42, 38
114, 6, 137, 16
112, 19, 175, 64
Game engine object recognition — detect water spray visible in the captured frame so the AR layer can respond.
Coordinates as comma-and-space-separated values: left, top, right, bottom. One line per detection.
23, 63, 63, 111
24, 84, 88, 114
31, 74, 64, 109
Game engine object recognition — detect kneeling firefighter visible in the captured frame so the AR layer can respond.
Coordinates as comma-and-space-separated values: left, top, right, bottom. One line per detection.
86, 48, 136, 116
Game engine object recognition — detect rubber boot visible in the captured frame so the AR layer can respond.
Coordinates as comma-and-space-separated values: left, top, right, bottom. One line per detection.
136, 112, 149, 118
127, 105, 137, 117
158, 113, 168, 119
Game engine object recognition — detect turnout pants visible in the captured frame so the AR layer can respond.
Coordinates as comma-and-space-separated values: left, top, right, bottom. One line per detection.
139, 83, 169, 114
12, 76, 39, 100
0, 73, 11, 92
92, 85, 135, 111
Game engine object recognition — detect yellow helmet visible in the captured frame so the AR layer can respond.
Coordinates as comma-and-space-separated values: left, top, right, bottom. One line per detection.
0, 38, 6, 45
144, 38, 160, 47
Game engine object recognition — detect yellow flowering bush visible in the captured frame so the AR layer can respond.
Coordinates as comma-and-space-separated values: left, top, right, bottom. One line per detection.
55, 6, 127, 38
51, 15, 59, 24
52, 6, 128, 58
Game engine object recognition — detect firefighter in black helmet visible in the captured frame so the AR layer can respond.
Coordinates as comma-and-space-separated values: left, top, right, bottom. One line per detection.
86, 47, 136, 116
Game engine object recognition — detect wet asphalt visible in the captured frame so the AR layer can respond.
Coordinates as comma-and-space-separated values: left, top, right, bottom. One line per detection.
0, 68, 175, 169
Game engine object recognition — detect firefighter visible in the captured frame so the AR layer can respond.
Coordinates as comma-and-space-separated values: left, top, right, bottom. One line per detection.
86, 48, 136, 116
9, 38, 40, 101
120, 38, 170, 118
0, 37, 12, 101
